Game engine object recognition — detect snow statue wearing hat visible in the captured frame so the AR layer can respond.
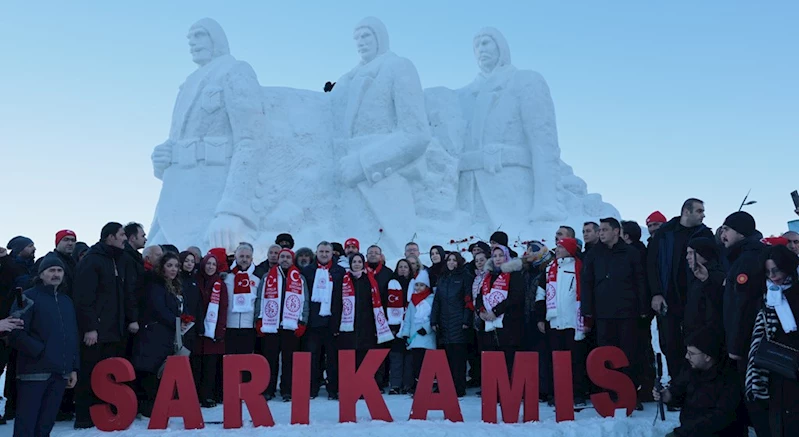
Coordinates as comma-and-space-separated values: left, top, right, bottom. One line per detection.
329, 17, 431, 254
150, 18, 266, 252
454, 27, 617, 234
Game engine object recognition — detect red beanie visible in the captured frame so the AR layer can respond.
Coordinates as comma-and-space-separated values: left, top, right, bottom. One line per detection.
345, 238, 360, 251
762, 236, 789, 247
208, 247, 229, 273
55, 229, 76, 247
646, 211, 667, 225
279, 248, 295, 260
557, 238, 579, 257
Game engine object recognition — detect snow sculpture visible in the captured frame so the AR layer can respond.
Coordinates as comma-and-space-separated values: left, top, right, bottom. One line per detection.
150, 18, 266, 251
329, 17, 431, 255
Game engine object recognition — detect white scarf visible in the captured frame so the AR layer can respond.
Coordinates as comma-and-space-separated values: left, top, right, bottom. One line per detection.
202, 280, 222, 339
766, 278, 797, 334
260, 267, 304, 333
311, 263, 334, 316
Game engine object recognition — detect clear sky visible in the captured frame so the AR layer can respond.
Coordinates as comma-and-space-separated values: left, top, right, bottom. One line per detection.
2, 1, 797, 253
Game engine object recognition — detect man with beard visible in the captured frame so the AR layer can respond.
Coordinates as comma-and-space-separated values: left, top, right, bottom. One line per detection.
648, 198, 713, 383
302, 241, 346, 400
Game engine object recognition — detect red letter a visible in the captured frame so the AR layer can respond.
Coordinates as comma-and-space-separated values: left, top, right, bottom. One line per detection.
338, 349, 392, 423
223, 354, 274, 429
148, 356, 204, 430
90, 357, 137, 432
587, 346, 636, 417
409, 350, 463, 422
480, 351, 539, 423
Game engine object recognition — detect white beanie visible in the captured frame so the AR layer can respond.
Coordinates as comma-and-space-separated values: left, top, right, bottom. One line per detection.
415, 269, 431, 289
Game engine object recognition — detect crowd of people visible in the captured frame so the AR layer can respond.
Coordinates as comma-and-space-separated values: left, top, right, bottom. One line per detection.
1, 201, 798, 437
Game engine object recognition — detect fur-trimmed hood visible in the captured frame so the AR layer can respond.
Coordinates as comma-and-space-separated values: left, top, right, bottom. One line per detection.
484, 258, 523, 273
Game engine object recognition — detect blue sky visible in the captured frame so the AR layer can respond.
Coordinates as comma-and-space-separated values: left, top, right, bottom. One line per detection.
2, 1, 797, 252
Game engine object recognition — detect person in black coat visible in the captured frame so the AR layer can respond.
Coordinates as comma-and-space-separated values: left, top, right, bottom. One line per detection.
179, 251, 202, 386
581, 218, 648, 407
72, 222, 137, 429
476, 245, 525, 373
427, 245, 446, 290
719, 212, 766, 370
9, 254, 80, 437
302, 241, 346, 400
683, 238, 725, 338
387, 259, 413, 394
654, 327, 745, 437
432, 252, 474, 397
132, 252, 184, 417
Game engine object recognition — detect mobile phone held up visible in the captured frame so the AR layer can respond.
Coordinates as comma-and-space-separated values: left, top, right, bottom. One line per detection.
10, 287, 32, 318
791, 190, 799, 209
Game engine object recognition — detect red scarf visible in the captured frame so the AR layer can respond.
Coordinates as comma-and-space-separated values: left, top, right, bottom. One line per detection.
546, 258, 582, 301
411, 288, 432, 306
387, 280, 405, 309
318, 260, 333, 270
233, 270, 252, 296
481, 272, 510, 297
367, 263, 383, 276
261, 265, 304, 333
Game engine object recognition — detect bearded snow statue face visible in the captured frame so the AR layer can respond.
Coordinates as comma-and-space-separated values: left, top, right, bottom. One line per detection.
474, 35, 500, 73
354, 27, 378, 63
188, 26, 214, 66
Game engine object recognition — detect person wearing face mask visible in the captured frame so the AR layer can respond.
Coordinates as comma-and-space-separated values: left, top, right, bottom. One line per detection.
746, 245, 799, 437
131, 252, 184, 418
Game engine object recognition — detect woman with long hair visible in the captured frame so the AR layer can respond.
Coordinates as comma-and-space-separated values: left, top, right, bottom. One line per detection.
179, 251, 202, 387
195, 251, 229, 407
388, 259, 413, 394
132, 252, 184, 417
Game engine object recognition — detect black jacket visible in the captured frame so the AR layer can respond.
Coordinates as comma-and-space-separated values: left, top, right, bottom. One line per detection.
121, 242, 144, 320
668, 361, 745, 437
475, 260, 525, 348
132, 276, 183, 373
722, 234, 766, 357
72, 242, 135, 343
431, 266, 474, 344
582, 240, 647, 319
33, 250, 77, 298
648, 218, 714, 315
9, 283, 80, 378
180, 270, 203, 352
339, 273, 384, 351
301, 260, 346, 331
683, 260, 726, 338
0, 254, 19, 318
368, 262, 393, 305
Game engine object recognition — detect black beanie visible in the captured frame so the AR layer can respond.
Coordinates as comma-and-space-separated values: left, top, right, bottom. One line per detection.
685, 326, 723, 361
688, 237, 719, 263
490, 231, 509, 247
275, 233, 295, 249
38, 253, 65, 275
723, 211, 756, 238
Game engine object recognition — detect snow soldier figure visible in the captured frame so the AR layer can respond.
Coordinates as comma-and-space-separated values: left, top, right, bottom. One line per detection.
330, 17, 431, 254
150, 18, 265, 252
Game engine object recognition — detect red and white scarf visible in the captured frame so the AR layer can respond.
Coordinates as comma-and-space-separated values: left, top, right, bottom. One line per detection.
260, 265, 305, 333
410, 287, 433, 325
231, 263, 257, 313
481, 272, 510, 331
366, 262, 383, 276
203, 280, 223, 339
340, 272, 394, 344
311, 260, 334, 316
545, 257, 584, 338
386, 279, 405, 325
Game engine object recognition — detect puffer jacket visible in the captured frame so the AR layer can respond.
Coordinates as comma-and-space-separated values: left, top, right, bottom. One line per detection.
398, 292, 436, 350
431, 266, 473, 344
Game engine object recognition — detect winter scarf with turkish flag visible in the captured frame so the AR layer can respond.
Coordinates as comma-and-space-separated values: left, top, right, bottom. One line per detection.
386, 279, 405, 325
231, 262, 257, 313
260, 265, 305, 333
481, 272, 510, 331
311, 260, 334, 316
340, 272, 394, 344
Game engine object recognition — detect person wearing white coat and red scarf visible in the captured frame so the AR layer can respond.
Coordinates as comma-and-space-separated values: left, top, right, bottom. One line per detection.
535, 238, 590, 407
255, 248, 310, 402
224, 243, 259, 356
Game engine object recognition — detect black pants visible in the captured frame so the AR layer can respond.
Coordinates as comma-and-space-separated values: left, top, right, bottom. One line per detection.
444, 343, 467, 396
194, 354, 220, 402
138, 371, 159, 417
595, 319, 639, 388
225, 328, 256, 355
75, 341, 125, 426
3, 348, 17, 417
411, 348, 428, 389
637, 316, 656, 401
465, 329, 480, 384
304, 327, 338, 396
14, 375, 67, 437
547, 327, 587, 399
261, 330, 301, 397
480, 334, 516, 376
657, 315, 686, 382
355, 348, 386, 390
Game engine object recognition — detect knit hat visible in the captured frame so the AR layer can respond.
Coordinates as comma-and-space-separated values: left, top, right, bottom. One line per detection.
685, 326, 723, 361
7, 236, 34, 255
344, 238, 360, 251
723, 211, 756, 238
557, 238, 579, 257
207, 248, 229, 273
470, 241, 490, 256
688, 237, 719, 262
646, 211, 667, 226
275, 233, 295, 249
331, 242, 345, 255
55, 230, 77, 247
489, 231, 509, 247
279, 248, 295, 260
38, 253, 65, 274
762, 236, 789, 247
415, 269, 431, 288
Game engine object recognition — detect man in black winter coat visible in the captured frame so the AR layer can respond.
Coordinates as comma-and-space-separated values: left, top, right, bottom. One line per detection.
720, 212, 766, 373
648, 198, 713, 381
582, 218, 648, 407
72, 222, 138, 430
654, 327, 746, 437
302, 241, 345, 400
33, 230, 78, 299
683, 238, 725, 338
